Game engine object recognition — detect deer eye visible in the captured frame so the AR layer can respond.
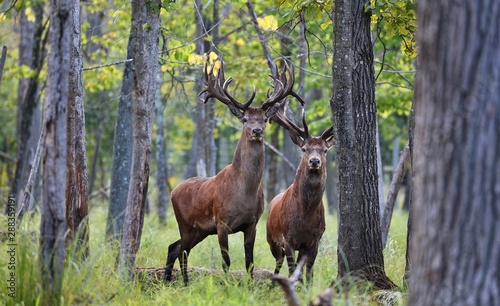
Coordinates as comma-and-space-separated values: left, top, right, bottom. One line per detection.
242, 118, 248, 123
324, 149, 328, 154
301, 148, 306, 152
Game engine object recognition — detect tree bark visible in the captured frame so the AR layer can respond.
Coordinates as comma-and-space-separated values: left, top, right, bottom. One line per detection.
40, 0, 71, 302
66, 0, 89, 260
154, 72, 168, 225
11, 5, 44, 213
404, 104, 415, 287
332, 0, 396, 289
409, 1, 500, 304
107, 34, 134, 242
118, 0, 161, 279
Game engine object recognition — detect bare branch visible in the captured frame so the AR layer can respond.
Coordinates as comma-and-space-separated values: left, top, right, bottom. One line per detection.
273, 257, 307, 306
17, 126, 45, 225
381, 142, 410, 248
83, 58, 132, 71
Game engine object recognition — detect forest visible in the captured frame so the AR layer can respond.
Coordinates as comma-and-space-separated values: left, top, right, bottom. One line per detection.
0, 0, 499, 305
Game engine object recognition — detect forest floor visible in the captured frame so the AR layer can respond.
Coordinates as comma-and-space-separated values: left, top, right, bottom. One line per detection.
0, 200, 409, 305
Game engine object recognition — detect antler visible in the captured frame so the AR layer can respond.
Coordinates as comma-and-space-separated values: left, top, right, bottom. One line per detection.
320, 125, 334, 141
271, 99, 310, 143
199, 60, 256, 118
261, 60, 306, 112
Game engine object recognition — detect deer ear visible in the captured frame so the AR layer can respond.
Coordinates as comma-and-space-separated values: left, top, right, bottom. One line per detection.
264, 102, 281, 119
325, 135, 335, 148
229, 107, 244, 119
288, 131, 305, 147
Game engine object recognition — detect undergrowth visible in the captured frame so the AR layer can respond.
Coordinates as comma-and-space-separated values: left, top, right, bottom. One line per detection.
0, 201, 409, 305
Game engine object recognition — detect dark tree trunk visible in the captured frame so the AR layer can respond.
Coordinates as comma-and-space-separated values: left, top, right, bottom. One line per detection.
107, 36, 133, 243
331, 0, 396, 289
404, 102, 415, 287
11, 5, 44, 213
409, 1, 500, 304
118, 0, 161, 279
66, 0, 89, 260
40, 0, 71, 302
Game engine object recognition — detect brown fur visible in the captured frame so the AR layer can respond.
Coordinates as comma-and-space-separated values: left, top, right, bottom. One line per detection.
165, 108, 271, 285
267, 108, 334, 284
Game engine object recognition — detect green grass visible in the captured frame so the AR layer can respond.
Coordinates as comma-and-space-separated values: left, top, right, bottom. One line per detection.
1, 203, 409, 305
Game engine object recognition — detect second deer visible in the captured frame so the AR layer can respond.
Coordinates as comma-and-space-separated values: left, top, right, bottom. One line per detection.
266, 100, 334, 284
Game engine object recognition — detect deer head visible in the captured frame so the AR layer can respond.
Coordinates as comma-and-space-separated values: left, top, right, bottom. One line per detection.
272, 100, 335, 170
199, 60, 303, 142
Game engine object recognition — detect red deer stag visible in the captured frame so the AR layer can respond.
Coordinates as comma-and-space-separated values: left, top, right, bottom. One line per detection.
266, 100, 334, 284
164, 61, 303, 285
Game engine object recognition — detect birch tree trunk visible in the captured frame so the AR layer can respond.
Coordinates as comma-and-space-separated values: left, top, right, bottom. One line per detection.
66, 0, 89, 260
40, 0, 71, 302
332, 0, 396, 289
410, 1, 500, 304
118, 0, 161, 279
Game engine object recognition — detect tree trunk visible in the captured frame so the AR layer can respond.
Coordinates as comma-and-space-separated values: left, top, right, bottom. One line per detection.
87, 92, 105, 196
332, 0, 396, 289
40, 0, 71, 302
376, 118, 385, 220
154, 72, 168, 225
265, 125, 281, 204
404, 102, 415, 287
190, 0, 213, 178
381, 142, 409, 248
280, 23, 299, 188
409, 1, 500, 304
107, 35, 133, 243
66, 0, 89, 260
10, 4, 44, 213
118, 0, 161, 279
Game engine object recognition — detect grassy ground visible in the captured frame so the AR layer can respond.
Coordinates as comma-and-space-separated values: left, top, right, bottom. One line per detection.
1, 201, 409, 305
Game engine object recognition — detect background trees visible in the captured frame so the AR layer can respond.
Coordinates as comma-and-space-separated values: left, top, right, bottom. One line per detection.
409, 0, 500, 304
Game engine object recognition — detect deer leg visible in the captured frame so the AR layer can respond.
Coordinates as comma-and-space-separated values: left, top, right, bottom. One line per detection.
270, 242, 284, 274
177, 231, 205, 285
164, 239, 181, 282
217, 223, 230, 272
179, 249, 190, 286
304, 245, 319, 285
243, 226, 257, 276
284, 242, 296, 277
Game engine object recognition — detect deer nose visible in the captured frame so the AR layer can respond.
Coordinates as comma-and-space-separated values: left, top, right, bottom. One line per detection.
252, 128, 263, 136
309, 157, 321, 168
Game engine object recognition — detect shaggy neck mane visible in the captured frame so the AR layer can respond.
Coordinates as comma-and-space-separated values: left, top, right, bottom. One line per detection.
231, 131, 265, 187
293, 162, 326, 209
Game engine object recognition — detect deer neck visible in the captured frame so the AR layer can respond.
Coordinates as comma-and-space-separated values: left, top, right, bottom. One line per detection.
293, 163, 326, 209
231, 132, 265, 184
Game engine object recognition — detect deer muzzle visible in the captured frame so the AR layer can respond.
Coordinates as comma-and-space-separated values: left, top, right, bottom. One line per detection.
309, 157, 321, 169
